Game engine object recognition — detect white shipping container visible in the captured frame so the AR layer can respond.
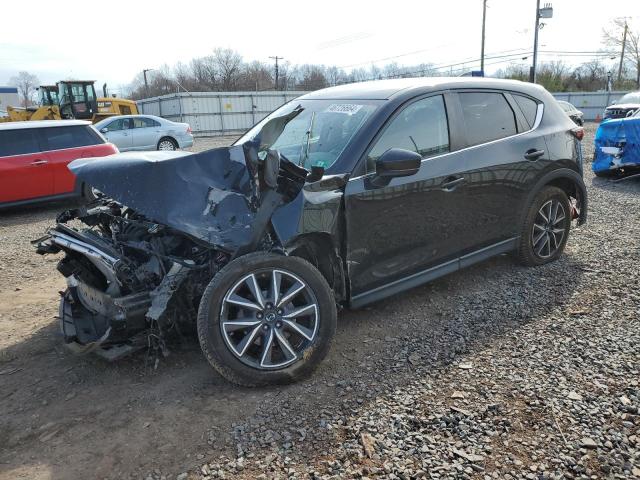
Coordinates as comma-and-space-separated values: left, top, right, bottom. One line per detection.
137, 91, 307, 136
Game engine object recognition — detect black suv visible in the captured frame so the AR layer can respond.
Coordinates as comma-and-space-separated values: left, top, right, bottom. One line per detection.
36, 78, 587, 386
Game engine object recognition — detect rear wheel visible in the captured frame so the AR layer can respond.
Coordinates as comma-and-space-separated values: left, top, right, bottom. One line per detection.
516, 186, 571, 266
197, 252, 337, 386
157, 137, 177, 151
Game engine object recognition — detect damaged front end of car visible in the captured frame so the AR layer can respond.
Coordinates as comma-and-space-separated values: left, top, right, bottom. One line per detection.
33, 110, 326, 360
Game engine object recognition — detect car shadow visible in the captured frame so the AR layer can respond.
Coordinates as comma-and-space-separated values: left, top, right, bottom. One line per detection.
0, 251, 586, 480
0, 200, 81, 227
590, 174, 640, 193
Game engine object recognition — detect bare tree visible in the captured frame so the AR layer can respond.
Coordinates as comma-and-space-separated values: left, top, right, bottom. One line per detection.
239, 61, 273, 91
9, 71, 39, 107
213, 48, 243, 91
603, 19, 640, 88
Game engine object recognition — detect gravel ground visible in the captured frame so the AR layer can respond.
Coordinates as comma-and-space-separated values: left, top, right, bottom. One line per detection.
0, 123, 638, 480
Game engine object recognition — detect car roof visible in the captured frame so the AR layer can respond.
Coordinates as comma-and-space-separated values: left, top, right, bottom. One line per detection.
0, 120, 92, 131
100, 114, 163, 120
299, 77, 548, 101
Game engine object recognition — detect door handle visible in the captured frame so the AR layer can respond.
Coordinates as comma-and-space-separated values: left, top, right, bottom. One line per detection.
441, 176, 465, 191
524, 149, 545, 161
31, 159, 48, 165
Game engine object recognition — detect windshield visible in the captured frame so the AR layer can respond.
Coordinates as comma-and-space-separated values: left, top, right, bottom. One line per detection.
618, 92, 640, 104
237, 99, 377, 170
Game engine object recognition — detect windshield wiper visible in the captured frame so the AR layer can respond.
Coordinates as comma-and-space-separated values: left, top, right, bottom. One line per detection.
299, 112, 316, 168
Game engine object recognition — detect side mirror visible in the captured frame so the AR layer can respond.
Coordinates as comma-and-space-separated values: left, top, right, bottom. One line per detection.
375, 148, 421, 178
100, 127, 108, 133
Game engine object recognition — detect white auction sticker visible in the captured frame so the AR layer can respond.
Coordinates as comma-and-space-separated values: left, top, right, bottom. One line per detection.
325, 104, 363, 115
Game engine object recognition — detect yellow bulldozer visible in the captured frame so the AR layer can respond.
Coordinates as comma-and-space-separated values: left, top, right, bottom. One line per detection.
0, 81, 138, 123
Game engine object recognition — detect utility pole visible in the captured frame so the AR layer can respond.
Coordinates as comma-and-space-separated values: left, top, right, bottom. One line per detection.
617, 20, 628, 83
143, 68, 154, 97
269, 56, 283, 90
530, 1, 553, 83
480, 0, 487, 74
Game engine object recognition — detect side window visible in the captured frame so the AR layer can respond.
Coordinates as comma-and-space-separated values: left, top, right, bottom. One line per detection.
133, 117, 158, 128
0, 129, 40, 156
513, 94, 540, 129
44, 126, 102, 150
367, 95, 449, 172
104, 119, 124, 132
459, 92, 517, 146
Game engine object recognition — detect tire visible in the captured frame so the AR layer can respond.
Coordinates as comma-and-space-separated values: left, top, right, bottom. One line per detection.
516, 186, 571, 267
197, 252, 337, 386
157, 137, 177, 151
81, 183, 96, 202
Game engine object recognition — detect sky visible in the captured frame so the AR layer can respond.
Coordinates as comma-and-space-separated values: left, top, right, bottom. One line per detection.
1, 0, 639, 94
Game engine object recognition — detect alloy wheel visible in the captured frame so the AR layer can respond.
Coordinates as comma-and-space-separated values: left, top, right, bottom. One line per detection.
220, 269, 319, 370
531, 199, 567, 259
158, 140, 176, 150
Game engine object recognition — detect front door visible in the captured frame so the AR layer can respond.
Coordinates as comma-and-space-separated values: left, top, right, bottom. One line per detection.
344, 94, 472, 298
102, 118, 133, 151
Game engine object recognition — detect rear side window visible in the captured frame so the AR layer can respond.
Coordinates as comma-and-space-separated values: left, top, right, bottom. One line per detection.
43, 126, 103, 150
513, 94, 540, 128
0, 129, 40, 156
459, 92, 517, 146
134, 117, 160, 128
367, 95, 449, 172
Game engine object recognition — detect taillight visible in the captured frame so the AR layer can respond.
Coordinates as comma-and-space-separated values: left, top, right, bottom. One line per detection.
571, 127, 584, 141
186, 125, 192, 134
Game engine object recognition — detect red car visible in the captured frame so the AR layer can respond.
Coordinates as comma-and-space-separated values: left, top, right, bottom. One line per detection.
0, 120, 118, 208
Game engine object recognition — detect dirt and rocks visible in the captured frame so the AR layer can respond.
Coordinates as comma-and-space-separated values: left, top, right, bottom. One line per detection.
0, 124, 638, 480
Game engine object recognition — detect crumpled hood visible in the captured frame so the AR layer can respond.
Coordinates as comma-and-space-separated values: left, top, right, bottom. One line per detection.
593, 117, 640, 172
69, 146, 258, 248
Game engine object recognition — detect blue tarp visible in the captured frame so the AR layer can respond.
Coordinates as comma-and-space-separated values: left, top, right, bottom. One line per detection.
593, 117, 640, 173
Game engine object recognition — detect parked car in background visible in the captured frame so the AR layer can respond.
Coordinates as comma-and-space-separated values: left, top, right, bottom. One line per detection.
603, 91, 640, 120
557, 100, 584, 126
593, 107, 640, 177
94, 114, 193, 152
0, 120, 118, 208
36, 78, 587, 386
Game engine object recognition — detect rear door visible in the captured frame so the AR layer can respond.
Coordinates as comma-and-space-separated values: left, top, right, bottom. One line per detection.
450, 90, 547, 252
131, 117, 160, 150
39, 125, 106, 195
0, 128, 53, 203
100, 118, 133, 151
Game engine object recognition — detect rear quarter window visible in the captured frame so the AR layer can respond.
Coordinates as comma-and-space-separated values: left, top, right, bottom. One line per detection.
0, 129, 40, 156
42, 125, 104, 151
513, 94, 540, 128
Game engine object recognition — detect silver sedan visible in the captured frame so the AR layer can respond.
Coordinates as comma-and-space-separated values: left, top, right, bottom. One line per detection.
94, 114, 194, 152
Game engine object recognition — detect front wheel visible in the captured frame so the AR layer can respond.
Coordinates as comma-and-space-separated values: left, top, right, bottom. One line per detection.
516, 186, 571, 266
197, 252, 337, 386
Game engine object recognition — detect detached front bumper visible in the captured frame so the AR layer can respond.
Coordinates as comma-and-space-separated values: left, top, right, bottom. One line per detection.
59, 277, 151, 360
